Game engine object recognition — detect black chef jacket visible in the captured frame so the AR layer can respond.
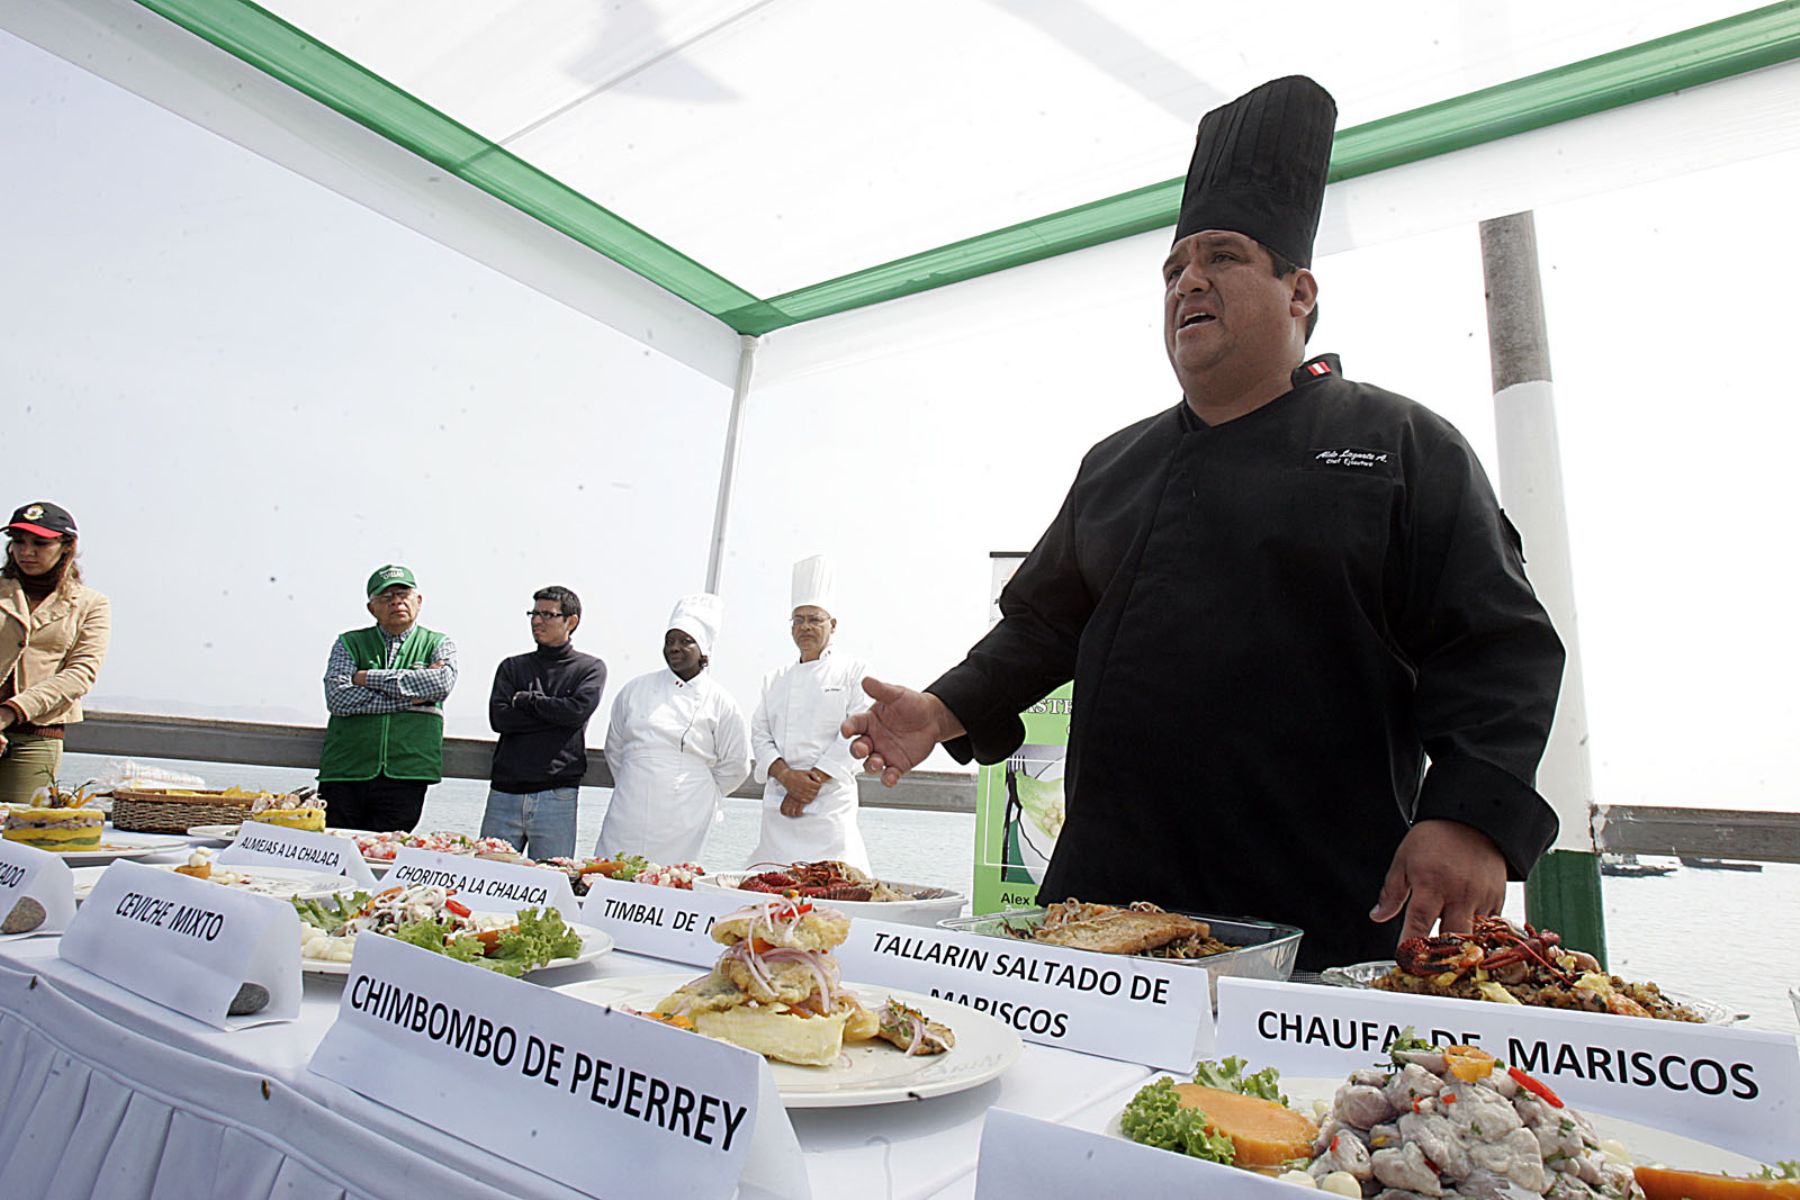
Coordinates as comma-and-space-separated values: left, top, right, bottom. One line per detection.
929, 355, 1564, 970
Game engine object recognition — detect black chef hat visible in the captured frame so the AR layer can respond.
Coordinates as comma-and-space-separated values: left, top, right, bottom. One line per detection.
1174, 76, 1337, 268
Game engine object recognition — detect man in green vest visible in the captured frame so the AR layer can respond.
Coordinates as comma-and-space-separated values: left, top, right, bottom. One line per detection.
318, 565, 459, 831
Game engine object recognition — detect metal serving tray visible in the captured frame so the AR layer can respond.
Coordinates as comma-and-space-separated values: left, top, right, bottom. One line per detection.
938, 906, 1303, 1007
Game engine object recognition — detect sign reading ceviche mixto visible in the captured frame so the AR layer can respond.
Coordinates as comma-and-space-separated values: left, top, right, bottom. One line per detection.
58, 859, 301, 1029
384, 847, 578, 924
0, 838, 76, 940
310, 934, 810, 1200
580, 876, 753, 967
218, 822, 377, 888
1214, 977, 1800, 1164
975, 1109, 1290, 1200
833, 916, 1212, 1070
972, 551, 1071, 916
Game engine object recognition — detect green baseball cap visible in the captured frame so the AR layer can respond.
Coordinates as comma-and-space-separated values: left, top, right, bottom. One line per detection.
365, 564, 418, 598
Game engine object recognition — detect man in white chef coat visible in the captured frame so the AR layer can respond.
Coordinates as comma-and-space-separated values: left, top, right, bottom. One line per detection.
747, 556, 874, 872
598, 594, 751, 863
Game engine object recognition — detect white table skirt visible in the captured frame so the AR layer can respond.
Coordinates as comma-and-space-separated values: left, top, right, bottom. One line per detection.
0, 919, 1157, 1200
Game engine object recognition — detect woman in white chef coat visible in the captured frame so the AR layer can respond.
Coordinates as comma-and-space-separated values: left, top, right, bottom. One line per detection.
596, 594, 751, 863
746, 556, 874, 872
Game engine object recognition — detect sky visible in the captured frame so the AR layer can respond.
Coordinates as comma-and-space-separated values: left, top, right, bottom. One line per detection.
2, 27, 1796, 813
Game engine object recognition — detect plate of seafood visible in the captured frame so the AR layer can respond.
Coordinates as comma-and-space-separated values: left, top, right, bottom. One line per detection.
1322, 916, 1742, 1023
699, 860, 965, 927
1112, 1044, 1764, 1195
942, 900, 1301, 1006
564, 898, 1019, 1107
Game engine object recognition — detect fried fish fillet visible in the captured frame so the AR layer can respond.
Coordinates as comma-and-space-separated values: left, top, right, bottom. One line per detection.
712, 905, 850, 952
1030, 903, 1212, 956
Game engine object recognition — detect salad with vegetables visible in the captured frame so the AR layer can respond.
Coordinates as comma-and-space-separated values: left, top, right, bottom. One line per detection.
538, 855, 704, 895
293, 884, 583, 976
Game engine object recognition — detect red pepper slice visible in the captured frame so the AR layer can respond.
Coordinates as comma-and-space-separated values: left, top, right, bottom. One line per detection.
1508, 1065, 1564, 1108
445, 899, 472, 918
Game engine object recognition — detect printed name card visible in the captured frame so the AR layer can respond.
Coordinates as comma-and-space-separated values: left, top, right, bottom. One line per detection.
975, 1109, 1288, 1200
385, 847, 578, 924
218, 823, 377, 888
1214, 977, 1800, 1163
833, 917, 1213, 1069
58, 859, 301, 1029
580, 876, 754, 966
0, 840, 76, 939
310, 934, 810, 1200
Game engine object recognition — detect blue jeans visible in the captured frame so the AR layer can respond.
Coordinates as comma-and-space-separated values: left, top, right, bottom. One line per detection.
480, 787, 578, 860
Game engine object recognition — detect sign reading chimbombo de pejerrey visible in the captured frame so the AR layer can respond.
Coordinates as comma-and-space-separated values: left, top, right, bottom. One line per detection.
832, 917, 1213, 1069
385, 847, 578, 924
0, 839, 76, 939
1213, 977, 1800, 1163
580, 876, 754, 966
310, 934, 809, 1200
58, 859, 301, 1029
219, 823, 377, 888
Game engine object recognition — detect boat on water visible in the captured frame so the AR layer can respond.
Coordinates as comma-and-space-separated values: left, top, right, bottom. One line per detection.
1599, 853, 1677, 878
1679, 856, 1764, 873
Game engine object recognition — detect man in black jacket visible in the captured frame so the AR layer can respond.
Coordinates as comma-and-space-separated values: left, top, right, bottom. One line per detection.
481, 586, 607, 859
843, 77, 1565, 970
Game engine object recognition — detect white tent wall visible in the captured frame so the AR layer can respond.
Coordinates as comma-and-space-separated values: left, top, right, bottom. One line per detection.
1532, 147, 1800, 813
0, 0, 746, 387
1, 32, 734, 736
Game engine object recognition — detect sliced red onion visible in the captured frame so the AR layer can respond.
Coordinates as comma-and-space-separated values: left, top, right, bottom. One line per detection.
904, 1015, 924, 1057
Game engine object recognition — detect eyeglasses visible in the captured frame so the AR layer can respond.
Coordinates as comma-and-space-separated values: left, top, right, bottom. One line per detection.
372, 591, 416, 604
790, 615, 831, 628
527, 610, 568, 621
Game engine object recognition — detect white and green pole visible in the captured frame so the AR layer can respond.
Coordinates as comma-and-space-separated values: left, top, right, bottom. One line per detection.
1480, 211, 1607, 965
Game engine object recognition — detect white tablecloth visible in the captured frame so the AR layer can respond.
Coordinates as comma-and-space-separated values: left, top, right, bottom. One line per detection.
0, 854, 1157, 1200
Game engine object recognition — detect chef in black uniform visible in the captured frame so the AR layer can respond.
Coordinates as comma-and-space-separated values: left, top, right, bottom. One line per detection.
844, 76, 1565, 971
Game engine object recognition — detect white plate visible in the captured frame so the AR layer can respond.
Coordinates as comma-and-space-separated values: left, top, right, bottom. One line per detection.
1319, 961, 1744, 1025
1109, 1075, 1757, 1174
301, 922, 614, 977
33, 833, 190, 866
698, 872, 966, 928
71, 863, 351, 903
561, 971, 1022, 1108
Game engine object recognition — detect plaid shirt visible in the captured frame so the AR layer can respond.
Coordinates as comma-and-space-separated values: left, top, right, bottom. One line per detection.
323, 628, 459, 716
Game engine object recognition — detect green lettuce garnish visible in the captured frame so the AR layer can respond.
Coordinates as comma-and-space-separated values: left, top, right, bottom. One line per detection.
1120, 1077, 1236, 1164
1193, 1056, 1287, 1105
1388, 1026, 1438, 1065
1756, 1162, 1800, 1180
481, 908, 584, 976
609, 854, 650, 881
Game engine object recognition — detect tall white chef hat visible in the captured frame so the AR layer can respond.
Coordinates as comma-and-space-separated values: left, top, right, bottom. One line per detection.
790, 554, 836, 615
667, 593, 724, 656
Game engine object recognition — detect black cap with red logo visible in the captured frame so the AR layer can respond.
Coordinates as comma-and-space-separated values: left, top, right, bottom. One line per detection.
6, 502, 78, 539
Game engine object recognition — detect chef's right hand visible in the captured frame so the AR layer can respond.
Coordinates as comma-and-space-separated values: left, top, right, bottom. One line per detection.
843, 677, 964, 787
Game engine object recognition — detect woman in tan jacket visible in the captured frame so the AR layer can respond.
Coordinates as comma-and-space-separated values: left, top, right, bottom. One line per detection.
0, 501, 111, 804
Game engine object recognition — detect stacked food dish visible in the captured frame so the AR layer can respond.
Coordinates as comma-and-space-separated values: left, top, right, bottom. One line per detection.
4, 779, 104, 852
644, 899, 951, 1067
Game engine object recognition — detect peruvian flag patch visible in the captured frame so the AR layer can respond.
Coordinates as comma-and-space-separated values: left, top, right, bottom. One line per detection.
1305, 360, 1332, 376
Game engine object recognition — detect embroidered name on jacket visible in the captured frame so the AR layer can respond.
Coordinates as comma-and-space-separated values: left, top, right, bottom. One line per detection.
1311, 447, 1390, 469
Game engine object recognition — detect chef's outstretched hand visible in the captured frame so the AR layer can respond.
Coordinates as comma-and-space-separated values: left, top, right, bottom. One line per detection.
843, 677, 965, 787
1370, 819, 1507, 945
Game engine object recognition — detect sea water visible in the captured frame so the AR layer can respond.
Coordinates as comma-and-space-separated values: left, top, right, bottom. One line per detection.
61, 753, 1800, 1034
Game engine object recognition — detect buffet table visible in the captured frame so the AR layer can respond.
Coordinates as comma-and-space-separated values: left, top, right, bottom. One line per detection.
0, 844, 1153, 1200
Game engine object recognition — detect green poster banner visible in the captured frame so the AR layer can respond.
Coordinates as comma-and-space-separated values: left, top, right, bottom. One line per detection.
972, 684, 1073, 914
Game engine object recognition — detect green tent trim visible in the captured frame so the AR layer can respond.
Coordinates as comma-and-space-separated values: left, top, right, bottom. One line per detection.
139, 0, 1800, 336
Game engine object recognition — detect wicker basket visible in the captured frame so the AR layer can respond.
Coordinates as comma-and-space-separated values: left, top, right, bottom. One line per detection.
109, 788, 258, 834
